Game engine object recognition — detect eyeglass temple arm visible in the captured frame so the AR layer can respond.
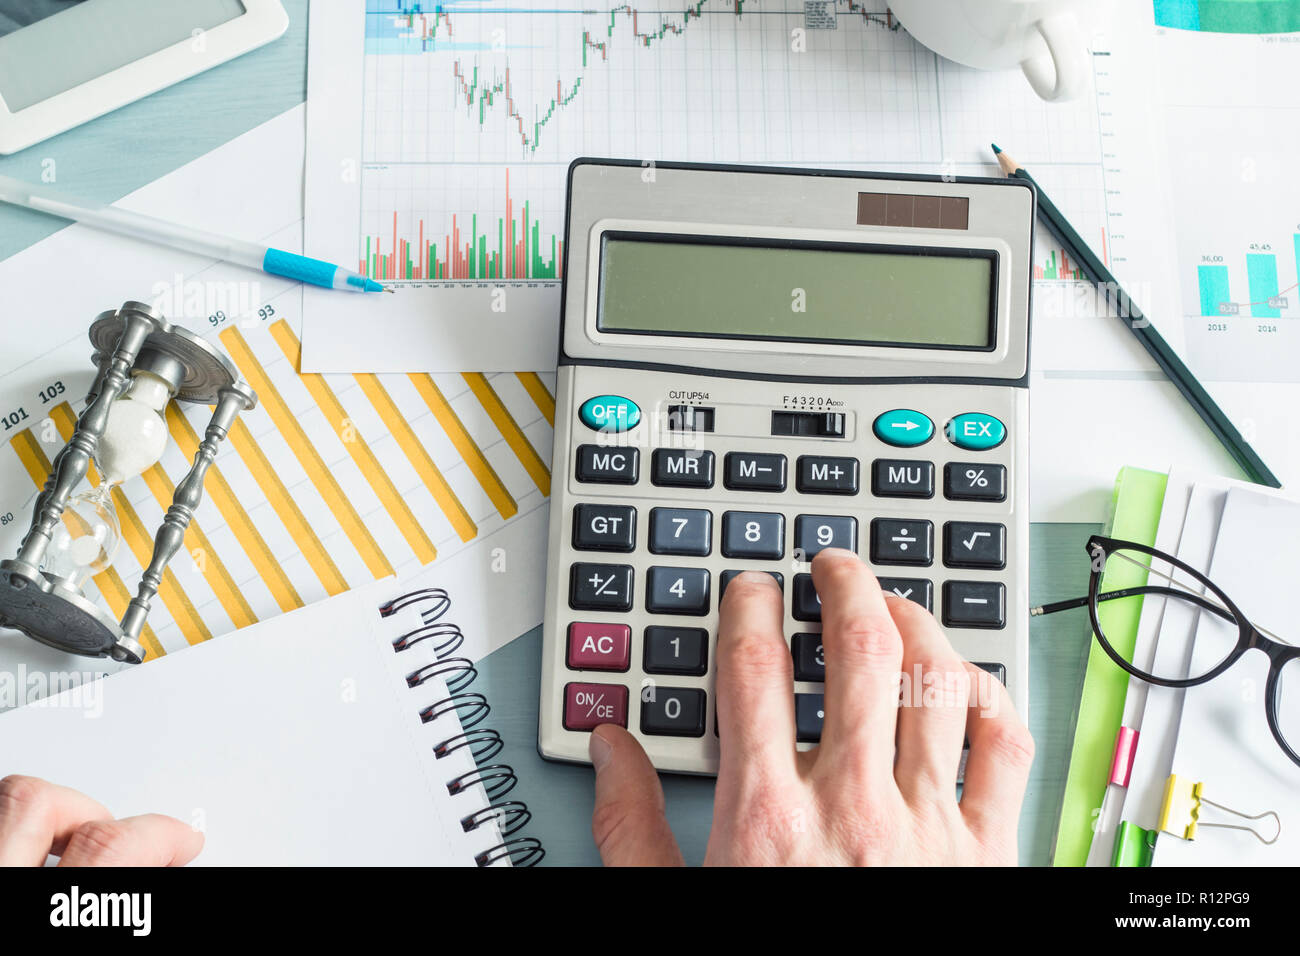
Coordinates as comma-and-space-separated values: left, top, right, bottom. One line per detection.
1031, 585, 1232, 621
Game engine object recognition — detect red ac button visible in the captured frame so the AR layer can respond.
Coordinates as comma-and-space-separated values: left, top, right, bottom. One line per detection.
567, 622, 631, 671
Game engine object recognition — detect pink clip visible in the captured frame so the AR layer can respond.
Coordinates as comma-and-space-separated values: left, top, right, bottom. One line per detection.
1109, 726, 1139, 787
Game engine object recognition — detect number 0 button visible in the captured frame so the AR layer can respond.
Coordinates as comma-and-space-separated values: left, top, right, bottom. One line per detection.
641, 686, 706, 737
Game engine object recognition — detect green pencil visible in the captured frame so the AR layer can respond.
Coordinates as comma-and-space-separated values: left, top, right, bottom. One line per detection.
993, 143, 1280, 489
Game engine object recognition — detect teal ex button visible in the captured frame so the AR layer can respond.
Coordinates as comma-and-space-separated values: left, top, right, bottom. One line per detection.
872, 409, 934, 448
579, 395, 641, 432
945, 413, 1006, 451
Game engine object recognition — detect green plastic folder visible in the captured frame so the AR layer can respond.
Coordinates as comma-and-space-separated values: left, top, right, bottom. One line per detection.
1052, 466, 1168, 866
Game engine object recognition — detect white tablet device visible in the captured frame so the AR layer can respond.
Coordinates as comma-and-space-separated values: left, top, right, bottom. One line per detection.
0, 0, 288, 155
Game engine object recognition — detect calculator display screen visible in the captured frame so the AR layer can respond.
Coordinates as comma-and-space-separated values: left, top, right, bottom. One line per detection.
597, 234, 996, 350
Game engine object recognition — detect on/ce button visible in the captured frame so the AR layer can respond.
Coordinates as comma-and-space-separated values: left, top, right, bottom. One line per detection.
563, 682, 629, 730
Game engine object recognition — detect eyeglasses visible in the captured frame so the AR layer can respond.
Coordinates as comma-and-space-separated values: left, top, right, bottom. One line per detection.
1034, 534, 1300, 768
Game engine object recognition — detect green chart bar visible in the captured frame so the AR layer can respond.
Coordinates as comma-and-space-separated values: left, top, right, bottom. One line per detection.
1246, 253, 1280, 318
1198, 264, 1230, 316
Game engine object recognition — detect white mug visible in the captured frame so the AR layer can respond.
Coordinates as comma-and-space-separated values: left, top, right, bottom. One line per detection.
887, 0, 1096, 101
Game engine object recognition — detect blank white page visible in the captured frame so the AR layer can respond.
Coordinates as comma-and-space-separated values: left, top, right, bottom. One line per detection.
0, 580, 494, 865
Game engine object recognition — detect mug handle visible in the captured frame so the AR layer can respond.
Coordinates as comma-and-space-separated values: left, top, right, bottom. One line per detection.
1020, 13, 1087, 102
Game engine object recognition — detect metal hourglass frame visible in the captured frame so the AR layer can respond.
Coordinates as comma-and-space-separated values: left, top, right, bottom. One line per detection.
0, 301, 258, 664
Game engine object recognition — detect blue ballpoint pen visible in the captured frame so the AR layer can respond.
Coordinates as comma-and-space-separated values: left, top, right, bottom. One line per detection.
0, 173, 392, 293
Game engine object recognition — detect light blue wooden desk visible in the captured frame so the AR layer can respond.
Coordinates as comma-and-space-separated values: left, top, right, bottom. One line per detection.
0, 0, 1095, 865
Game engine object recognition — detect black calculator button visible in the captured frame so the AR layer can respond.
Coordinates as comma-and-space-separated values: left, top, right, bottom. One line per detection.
666, 405, 715, 432
869, 518, 934, 566
944, 463, 1007, 502
791, 633, 825, 682
719, 570, 784, 597
723, 452, 787, 492
575, 444, 638, 484
648, 507, 712, 556
792, 573, 822, 622
796, 455, 860, 494
646, 566, 711, 616
643, 626, 709, 676
571, 503, 636, 552
793, 514, 857, 560
641, 686, 707, 737
943, 521, 1007, 570
651, 448, 714, 488
876, 576, 933, 611
871, 459, 935, 498
942, 581, 1006, 629
569, 562, 634, 612
973, 661, 1007, 685
795, 693, 825, 743
720, 511, 785, 560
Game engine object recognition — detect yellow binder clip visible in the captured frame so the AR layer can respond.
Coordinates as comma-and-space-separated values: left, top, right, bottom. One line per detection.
1158, 774, 1281, 845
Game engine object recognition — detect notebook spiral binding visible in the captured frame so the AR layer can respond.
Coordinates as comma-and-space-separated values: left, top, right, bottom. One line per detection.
381, 587, 545, 867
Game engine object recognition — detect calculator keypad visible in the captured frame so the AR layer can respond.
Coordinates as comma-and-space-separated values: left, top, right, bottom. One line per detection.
545, 369, 1024, 777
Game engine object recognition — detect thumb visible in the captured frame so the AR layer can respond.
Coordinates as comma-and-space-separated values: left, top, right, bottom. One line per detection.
589, 724, 683, 866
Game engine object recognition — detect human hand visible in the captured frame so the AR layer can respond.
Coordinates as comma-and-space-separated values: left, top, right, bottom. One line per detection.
588, 548, 1033, 865
0, 775, 203, 866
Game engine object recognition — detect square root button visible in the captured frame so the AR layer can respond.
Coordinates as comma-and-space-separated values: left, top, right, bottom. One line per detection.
563, 682, 629, 731
567, 622, 631, 671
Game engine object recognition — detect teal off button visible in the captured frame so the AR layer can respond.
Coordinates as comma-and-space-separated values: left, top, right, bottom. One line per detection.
579, 395, 641, 432
946, 412, 1006, 451
873, 409, 933, 447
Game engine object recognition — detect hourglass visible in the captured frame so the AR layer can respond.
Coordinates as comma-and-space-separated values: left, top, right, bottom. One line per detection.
0, 302, 257, 664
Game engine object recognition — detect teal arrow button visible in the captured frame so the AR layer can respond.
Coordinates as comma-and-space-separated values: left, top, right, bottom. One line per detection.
872, 409, 934, 447
945, 413, 1006, 451
579, 395, 641, 432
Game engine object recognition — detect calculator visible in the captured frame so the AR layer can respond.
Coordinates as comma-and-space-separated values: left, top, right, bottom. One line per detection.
538, 160, 1034, 774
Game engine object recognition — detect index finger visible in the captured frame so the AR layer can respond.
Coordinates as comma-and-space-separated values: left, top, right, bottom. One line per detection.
0, 775, 112, 866
715, 572, 798, 786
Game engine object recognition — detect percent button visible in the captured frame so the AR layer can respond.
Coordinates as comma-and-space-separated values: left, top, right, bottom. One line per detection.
944, 462, 1007, 502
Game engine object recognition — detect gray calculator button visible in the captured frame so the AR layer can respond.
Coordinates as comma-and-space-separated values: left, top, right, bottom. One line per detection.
876, 576, 933, 611
721, 511, 785, 560
651, 448, 715, 488
943, 521, 1007, 570
648, 507, 712, 556
792, 573, 821, 622
643, 626, 709, 676
793, 514, 857, 560
796, 455, 860, 494
572, 503, 636, 552
942, 581, 1006, 629
944, 462, 1007, 502
791, 633, 825, 682
724, 452, 787, 492
871, 459, 935, 498
795, 693, 825, 743
575, 444, 638, 484
869, 518, 934, 566
569, 562, 634, 612
641, 686, 707, 737
719, 569, 784, 597
646, 566, 711, 616
973, 661, 1007, 685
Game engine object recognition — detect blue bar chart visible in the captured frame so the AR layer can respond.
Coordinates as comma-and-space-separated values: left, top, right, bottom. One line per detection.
1194, 237, 1297, 318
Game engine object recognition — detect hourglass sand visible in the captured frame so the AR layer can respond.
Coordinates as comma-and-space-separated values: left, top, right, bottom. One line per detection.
0, 302, 257, 663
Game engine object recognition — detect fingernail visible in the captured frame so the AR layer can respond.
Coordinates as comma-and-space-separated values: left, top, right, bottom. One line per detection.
589, 728, 613, 772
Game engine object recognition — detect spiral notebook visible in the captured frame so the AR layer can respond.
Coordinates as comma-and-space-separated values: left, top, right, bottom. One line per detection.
0, 572, 543, 866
